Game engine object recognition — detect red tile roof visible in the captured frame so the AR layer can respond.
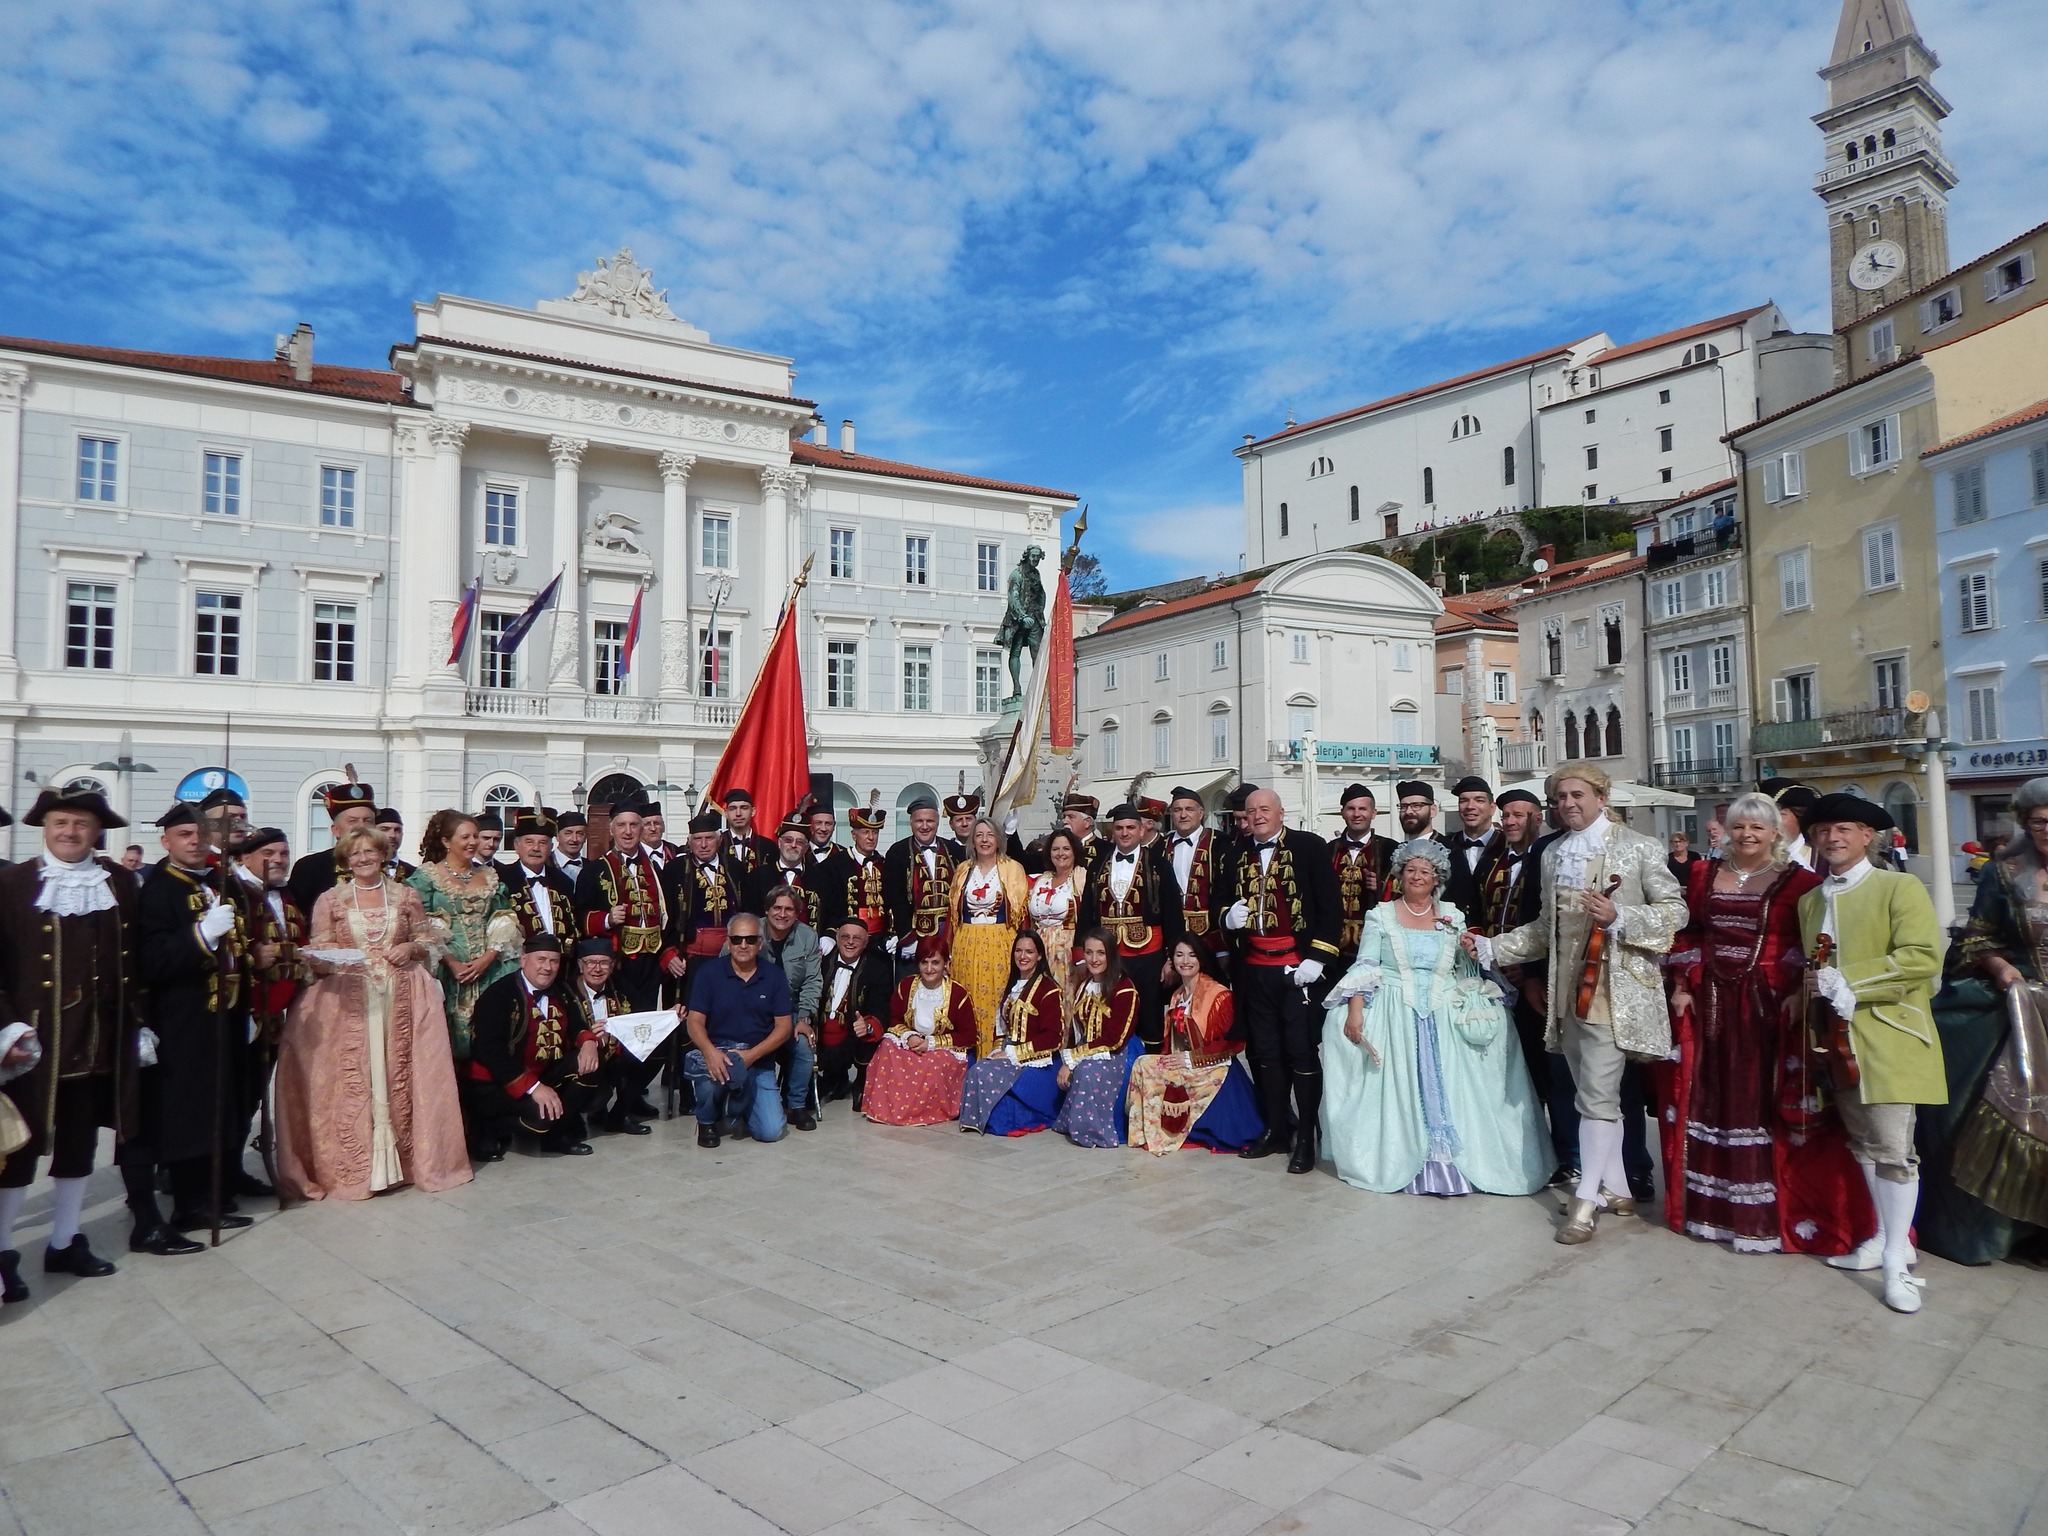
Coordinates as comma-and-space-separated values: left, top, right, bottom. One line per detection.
1508, 554, 1644, 604
1585, 306, 1771, 368
1094, 577, 1264, 636
403, 334, 815, 409
1244, 337, 1596, 449
0, 334, 415, 405
1854, 215, 2048, 325
1661, 477, 1738, 504
790, 440, 1075, 500
1922, 395, 2048, 458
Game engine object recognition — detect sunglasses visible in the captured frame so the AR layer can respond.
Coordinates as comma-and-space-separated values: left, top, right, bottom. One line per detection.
729, 934, 762, 945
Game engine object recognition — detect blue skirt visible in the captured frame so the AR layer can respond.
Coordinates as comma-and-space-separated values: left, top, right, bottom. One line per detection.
960, 1058, 1061, 1136
1052, 1036, 1145, 1148
1185, 1058, 1265, 1152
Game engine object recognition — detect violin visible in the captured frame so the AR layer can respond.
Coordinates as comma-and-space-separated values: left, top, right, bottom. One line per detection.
1573, 875, 1625, 1018
1807, 932, 1861, 1092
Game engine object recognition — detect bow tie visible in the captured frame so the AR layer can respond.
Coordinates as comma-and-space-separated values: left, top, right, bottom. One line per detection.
1172, 835, 1195, 848
1114, 852, 1136, 864
1256, 839, 1278, 851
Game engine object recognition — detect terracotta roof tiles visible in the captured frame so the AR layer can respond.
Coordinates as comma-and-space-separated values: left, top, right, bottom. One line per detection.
0, 334, 414, 405
1094, 578, 1264, 635
1585, 306, 1771, 368
790, 440, 1075, 500
1922, 395, 2048, 458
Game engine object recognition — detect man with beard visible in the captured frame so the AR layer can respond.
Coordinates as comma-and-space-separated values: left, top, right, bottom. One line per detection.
749, 817, 837, 935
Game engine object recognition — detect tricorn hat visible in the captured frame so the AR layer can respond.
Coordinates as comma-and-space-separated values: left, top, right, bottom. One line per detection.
1806, 793, 1895, 832
23, 785, 124, 829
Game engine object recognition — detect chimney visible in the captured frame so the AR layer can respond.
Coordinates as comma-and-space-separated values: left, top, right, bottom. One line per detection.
1534, 543, 1556, 569
813, 414, 829, 445
276, 322, 314, 383
840, 419, 856, 455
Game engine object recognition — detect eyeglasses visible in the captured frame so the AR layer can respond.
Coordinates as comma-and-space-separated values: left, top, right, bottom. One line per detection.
729, 934, 762, 945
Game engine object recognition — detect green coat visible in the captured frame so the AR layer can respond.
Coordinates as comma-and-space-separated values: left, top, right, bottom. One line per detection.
1796, 869, 1947, 1105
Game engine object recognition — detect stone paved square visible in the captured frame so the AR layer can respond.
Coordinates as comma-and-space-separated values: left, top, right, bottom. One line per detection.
2, 1115, 2044, 1535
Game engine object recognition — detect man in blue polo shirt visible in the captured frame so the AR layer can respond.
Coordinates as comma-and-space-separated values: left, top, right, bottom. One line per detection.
682, 911, 794, 1146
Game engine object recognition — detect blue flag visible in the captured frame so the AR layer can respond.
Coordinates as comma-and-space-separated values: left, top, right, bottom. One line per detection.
494, 570, 562, 654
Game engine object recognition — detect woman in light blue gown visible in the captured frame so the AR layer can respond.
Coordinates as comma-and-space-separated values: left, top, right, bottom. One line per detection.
1321, 839, 1552, 1197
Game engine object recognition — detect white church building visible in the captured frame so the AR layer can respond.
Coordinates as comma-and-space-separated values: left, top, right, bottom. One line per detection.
0, 251, 1076, 856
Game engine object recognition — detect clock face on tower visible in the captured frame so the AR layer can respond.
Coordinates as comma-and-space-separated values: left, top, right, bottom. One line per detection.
1849, 240, 1907, 292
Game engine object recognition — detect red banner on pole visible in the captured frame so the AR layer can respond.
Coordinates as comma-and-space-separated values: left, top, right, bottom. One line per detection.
708, 596, 811, 832
1047, 569, 1074, 754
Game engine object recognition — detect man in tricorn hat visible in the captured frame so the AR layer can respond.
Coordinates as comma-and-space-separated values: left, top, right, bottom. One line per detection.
1798, 793, 1945, 1314
0, 785, 159, 1301
287, 768, 377, 914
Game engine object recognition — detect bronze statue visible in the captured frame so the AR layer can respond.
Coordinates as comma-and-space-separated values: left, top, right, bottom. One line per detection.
993, 545, 1047, 703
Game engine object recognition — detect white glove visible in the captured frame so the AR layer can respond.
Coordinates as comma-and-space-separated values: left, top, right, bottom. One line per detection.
1002, 810, 1020, 836
1472, 934, 1497, 971
1815, 965, 1857, 1022
0, 1023, 42, 1084
898, 936, 919, 958
818, 934, 836, 954
1293, 958, 1325, 987
1223, 901, 1250, 931
137, 1027, 160, 1067
1002, 1043, 1019, 1063
198, 904, 236, 944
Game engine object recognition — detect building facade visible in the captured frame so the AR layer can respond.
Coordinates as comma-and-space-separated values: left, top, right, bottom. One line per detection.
1505, 554, 1649, 791
1638, 480, 1752, 837
1923, 398, 2048, 864
1433, 593, 1521, 783
1072, 551, 1442, 827
0, 252, 1076, 858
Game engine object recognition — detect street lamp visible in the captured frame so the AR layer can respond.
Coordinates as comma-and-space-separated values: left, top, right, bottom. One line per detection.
90, 731, 158, 828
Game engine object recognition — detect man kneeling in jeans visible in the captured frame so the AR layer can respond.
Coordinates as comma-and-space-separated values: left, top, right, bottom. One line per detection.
683, 912, 794, 1146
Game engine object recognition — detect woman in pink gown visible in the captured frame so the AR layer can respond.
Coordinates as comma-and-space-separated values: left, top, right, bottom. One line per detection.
274, 826, 473, 1201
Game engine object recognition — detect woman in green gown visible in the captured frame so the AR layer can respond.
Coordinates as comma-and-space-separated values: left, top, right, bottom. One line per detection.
406, 810, 519, 1060
1320, 839, 1552, 1196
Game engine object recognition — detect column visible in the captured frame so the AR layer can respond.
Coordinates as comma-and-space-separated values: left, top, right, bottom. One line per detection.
0, 364, 25, 696
658, 451, 695, 698
426, 418, 470, 680
547, 434, 587, 693
758, 467, 807, 630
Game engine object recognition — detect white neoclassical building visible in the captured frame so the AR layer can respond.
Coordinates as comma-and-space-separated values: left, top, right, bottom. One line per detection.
1071, 550, 1444, 824
0, 252, 1076, 856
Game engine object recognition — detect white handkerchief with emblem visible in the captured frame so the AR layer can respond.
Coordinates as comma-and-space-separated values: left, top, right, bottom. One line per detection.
603, 1009, 682, 1061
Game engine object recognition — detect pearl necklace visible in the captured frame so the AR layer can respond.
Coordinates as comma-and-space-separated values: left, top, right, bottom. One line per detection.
1399, 895, 1437, 919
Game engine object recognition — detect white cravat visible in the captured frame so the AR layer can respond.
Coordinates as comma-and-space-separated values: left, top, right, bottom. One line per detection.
583, 985, 608, 1023
35, 852, 116, 917
917, 843, 937, 877
1819, 858, 1875, 943
525, 869, 555, 933
827, 965, 855, 1015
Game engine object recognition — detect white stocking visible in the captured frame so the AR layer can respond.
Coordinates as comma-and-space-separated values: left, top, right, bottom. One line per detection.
1576, 1119, 1620, 1204
48, 1176, 89, 1248
0, 1185, 24, 1252
1876, 1174, 1920, 1270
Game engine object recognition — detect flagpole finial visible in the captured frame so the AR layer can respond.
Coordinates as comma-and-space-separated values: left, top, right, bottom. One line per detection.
794, 552, 815, 591
1062, 505, 1089, 574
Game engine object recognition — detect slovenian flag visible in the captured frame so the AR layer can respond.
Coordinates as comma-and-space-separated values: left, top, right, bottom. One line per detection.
620, 583, 645, 680
494, 570, 562, 654
446, 575, 482, 667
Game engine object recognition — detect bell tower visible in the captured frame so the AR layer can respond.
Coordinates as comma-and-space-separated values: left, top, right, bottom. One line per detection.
1815, 0, 1956, 335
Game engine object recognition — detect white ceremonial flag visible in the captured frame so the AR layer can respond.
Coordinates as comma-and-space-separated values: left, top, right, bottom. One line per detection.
602, 1009, 683, 1062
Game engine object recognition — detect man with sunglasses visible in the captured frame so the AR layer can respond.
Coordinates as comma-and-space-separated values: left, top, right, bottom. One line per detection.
681, 913, 794, 1147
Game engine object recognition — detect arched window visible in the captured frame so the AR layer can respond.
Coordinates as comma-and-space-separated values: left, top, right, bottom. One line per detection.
1450, 413, 1480, 440
586, 772, 644, 812
1349, 485, 1360, 521
1881, 127, 1896, 149
61, 773, 110, 796
1422, 467, 1435, 505
305, 779, 341, 855
1863, 135, 1877, 156
1564, 712, 1581, 758
1583, 710, 1601, 756
1208, 700, 1232, 763
1883, 782, 1919, 854
1844, 143, 1856, 165
475, 778, 531, 817
1278, 502, 1289, 538
1530, 709, 1544, 743
1388, 699, 1420, 746
1682, 343, 1721, 366
1502, 445, 1516, 486
1098, 721, 1121, 776
1604, 706, 1623, 758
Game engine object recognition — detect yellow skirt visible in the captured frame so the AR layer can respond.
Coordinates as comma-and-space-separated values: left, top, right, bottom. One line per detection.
952, 921, 1019, 1059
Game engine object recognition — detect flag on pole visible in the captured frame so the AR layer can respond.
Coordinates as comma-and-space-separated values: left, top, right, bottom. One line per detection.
446, 576, 482, 668
707, 582, 810, 832
494, 570, 562, 654
991, 562, 1075, 822
619, 583, 646, 680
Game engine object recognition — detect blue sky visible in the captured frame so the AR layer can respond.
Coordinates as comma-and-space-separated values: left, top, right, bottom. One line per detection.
3, 1, 2044, 591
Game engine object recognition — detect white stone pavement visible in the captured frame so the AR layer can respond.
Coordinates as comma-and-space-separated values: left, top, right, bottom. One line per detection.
1, 1111, 2045, 1536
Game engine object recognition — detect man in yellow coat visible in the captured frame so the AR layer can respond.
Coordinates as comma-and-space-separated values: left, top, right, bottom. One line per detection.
1797, 793, 1946, 1314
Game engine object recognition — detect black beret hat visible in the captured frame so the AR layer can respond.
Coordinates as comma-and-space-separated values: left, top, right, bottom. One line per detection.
687, 810, 723, 834
233, 826, 289, 855
522, 932, 564, 955
1339, 782, 1375, 805
155, 802, 202, 829
1496, 789, 1541, 809
1395, 780, 1435, 802
1452, 776, 1493, 797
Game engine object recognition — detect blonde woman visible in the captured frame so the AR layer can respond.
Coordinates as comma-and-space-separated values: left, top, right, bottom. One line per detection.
947, 816, 1031, 1047
407, 811, 519, 1059
275, 827, 471, 1199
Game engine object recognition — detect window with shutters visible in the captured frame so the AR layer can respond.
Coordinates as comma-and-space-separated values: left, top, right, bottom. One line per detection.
1667, 650, 1692, 697
1103, 660, 1118, 690
1922, 287, 1962, 332
1153, 719, 1172, 769
2039, 558, 2048, 620
1441, 667, 1464, 696
1211, 638, 1228, 669
1958, 568, 1994, 632
1155, 650, 1171, 680
1773, 672, 1815, 723
1862, 523, 1900, 591
1393, 642, 1415, 672
1867, 319, 1895, 361
1489, 670, 1513, 704
1658, 425, 1674, 453
1779, 549, 1810, 611
1965, 683, 2002, 743
1585, 445, 1599, 471
1954, 465, 1988, 524
1210, 707, 1231, 763
1710, 643, 1733, 690
2030, 442, 2048, 504
1099, 723, 1120, 776
1761, 449, 1805, 504
1671, 725, 1695, 768
1873, 656, 1904, 710
1986, 251, 2036, 300
1712, 721, 1737, 769
1290, 632, 1309, 664
1853, 416, 1900, 474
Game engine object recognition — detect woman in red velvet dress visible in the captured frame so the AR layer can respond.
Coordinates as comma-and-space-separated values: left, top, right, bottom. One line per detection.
865, 937, 977, 1126
1656, 793, 1872, 1254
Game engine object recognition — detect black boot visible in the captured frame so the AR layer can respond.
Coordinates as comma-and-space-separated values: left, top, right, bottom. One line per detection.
43, 1234, 117, 1277
122, 1159, 200, 1255
0, 1249, 27, 1303
1287, 1122, 1319, 1175
1238, 1130, 1285, 1160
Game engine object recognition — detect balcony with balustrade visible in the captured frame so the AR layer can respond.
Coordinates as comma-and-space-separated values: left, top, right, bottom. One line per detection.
463, 690, 737, 728
1650, 756, 1746, 792
1645, 521, 1741, 571
1753, 705, 1924, 758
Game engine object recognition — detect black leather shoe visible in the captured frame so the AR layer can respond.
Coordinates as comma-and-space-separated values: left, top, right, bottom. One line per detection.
1287, 1127, 1319, 1175
1238, 1131, 1285, 1160
167, 1210, 254, 1232
1627, 1172, 1655, 1204
470, 1141, 506, 1163
622, 1096, 660, 1120
789, 1109, 818, 1132
551, 1141, 595, 1156
43, 1235, 117, 1277
232, 1172, 275, 1198
0, 1249, 27, 1303
602, 1114, 652, 1136
697, 1124, 721, 1148
129, 1225, 205, 1257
